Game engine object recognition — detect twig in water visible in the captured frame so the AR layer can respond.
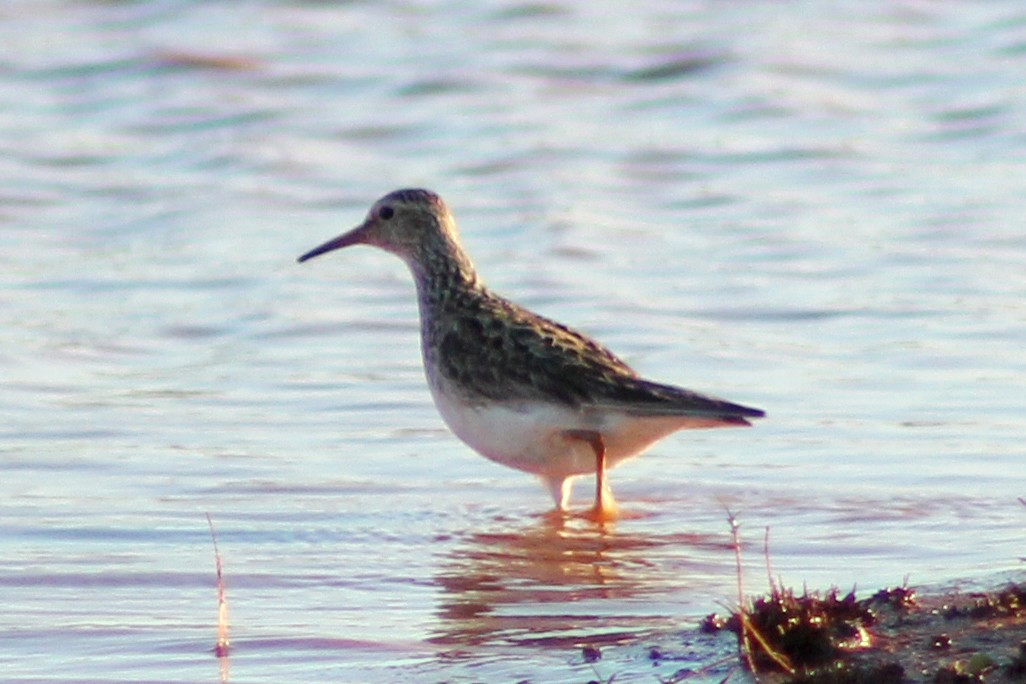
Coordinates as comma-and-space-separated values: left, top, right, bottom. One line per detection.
726, 510, 794, 677
764, 526, 778, 596
726, 509, 755, 675
206, 513, 230, 657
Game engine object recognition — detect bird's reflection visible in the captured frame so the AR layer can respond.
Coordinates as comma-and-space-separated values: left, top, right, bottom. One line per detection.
429, 511, 731, 650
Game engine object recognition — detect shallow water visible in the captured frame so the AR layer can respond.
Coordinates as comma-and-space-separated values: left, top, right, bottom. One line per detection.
2, 1, 1026, 682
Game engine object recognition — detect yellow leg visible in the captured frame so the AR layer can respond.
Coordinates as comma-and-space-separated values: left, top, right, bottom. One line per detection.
543, 476, 573, 512
565, 430, 619, 521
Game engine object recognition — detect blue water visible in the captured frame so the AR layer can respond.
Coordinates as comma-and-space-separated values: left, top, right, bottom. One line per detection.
2, 1, 1025, 682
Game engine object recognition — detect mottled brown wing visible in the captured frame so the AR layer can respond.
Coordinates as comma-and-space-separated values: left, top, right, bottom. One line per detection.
434, 292, 763, 421
434, 293, 638, 405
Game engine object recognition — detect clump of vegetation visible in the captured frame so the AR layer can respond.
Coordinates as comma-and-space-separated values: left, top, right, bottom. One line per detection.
733, 587, 876, 668
706, 512, 916, 679
692, 507, 1026, 683
942, 585, 1026, 621
702, 584, 914, 677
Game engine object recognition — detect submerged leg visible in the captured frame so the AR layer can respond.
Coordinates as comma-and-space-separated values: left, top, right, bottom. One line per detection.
543, 476, 573, 512
565, 429, 618, 521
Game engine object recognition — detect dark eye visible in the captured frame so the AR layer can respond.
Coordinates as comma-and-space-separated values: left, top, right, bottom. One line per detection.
378, 205, 394, 220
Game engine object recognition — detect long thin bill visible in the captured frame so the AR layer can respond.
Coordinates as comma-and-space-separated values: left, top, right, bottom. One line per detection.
297, 223, 368, 263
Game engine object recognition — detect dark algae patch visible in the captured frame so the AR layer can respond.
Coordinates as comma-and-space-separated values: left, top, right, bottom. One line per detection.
700, 581, 1026, 683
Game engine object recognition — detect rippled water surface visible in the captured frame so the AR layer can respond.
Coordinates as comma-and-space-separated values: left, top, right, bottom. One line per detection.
3, 1, 1026, 682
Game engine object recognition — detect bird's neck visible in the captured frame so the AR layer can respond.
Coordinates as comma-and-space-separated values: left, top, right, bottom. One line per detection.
408, 242, 483, 318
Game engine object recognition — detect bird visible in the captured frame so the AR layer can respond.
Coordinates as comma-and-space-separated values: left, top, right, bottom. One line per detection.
298, 189, 764, 520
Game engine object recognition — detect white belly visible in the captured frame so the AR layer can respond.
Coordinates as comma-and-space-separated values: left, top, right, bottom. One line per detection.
427, 381, 689, 480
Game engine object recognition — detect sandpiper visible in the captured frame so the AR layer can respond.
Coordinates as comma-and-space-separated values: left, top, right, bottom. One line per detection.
298, 189, 764, 520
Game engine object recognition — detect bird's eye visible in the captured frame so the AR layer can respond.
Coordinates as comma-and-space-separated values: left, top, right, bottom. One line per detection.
378, 205, 395, 221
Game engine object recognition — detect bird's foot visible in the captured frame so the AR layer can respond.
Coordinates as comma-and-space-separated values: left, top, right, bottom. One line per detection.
584, 488, 619, 524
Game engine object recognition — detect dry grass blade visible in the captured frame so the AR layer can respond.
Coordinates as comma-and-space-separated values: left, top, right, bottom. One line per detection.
206, 513, 230, 658
727, 510, 795, 677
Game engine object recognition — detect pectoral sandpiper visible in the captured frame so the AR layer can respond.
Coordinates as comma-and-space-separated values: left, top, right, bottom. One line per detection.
298, 189, 763, 520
